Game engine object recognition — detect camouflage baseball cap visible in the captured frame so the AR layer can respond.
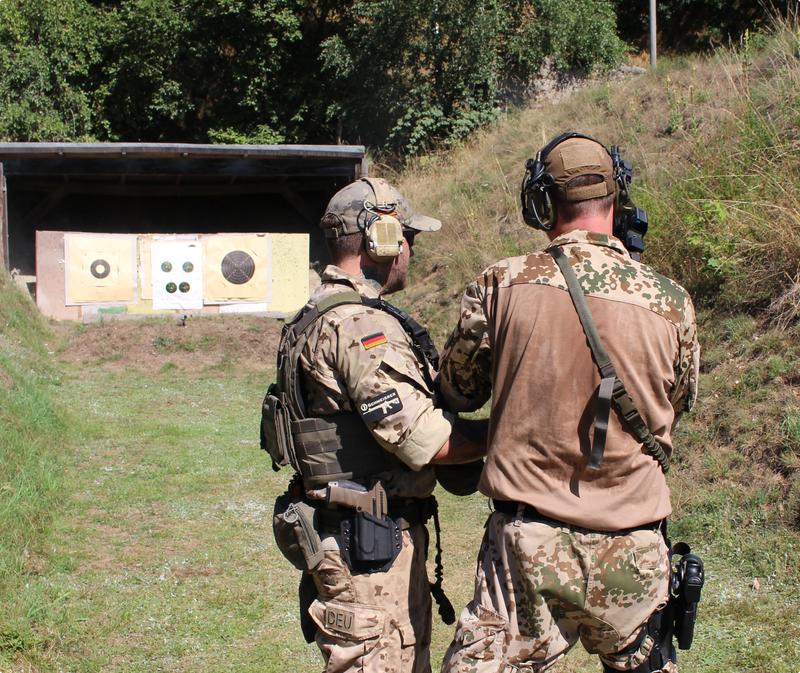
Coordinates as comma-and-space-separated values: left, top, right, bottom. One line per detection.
320, 177, 442, 238
544, 136, 615, 202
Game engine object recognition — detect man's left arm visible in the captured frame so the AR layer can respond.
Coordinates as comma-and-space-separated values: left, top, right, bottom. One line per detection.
337, 311, 476, 470
670, 294, 700, 425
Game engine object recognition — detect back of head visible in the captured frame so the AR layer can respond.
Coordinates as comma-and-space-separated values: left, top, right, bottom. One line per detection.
521, 133, 616, 230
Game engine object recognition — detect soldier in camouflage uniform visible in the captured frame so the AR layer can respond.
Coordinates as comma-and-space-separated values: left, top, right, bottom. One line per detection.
269, 178, 485, 673
437, 135, 700, 673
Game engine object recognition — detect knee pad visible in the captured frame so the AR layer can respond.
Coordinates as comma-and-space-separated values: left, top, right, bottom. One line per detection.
601, 607, 677, 673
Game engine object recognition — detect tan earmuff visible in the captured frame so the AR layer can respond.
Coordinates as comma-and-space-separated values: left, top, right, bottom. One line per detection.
361, 178, 404, 262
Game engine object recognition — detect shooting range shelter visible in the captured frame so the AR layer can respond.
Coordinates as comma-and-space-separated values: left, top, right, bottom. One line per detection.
0, 143, 366, 320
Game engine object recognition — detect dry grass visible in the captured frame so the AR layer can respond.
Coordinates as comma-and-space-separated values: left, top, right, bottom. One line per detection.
394, 17, 800, 340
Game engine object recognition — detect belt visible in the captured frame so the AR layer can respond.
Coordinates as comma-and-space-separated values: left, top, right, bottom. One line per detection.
491, 499, 662, 535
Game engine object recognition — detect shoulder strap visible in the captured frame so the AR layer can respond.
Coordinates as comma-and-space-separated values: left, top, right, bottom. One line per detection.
549, 246, 669, 474
280, 289, 439, 418
279, 290, 364, 418
362, 297, 440, 373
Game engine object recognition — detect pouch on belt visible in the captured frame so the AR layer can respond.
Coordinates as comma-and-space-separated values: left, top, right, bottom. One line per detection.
272, 491, 324, 571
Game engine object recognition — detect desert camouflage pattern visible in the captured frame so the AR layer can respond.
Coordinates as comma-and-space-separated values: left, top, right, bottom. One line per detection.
298, 265, 450, 494
309, 524, 432, 673
441, 512, 671, 673
440, 230, 698, 416
320, 178, 442, 237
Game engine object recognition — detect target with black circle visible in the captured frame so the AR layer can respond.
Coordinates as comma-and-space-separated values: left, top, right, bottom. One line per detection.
90, 259, 111, 279
221, 250, 256, 285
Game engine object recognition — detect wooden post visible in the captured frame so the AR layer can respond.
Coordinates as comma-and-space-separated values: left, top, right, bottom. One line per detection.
649, 0, 658, 69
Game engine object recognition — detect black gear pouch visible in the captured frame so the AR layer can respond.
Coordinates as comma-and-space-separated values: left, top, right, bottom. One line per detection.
340, 512, 402, 574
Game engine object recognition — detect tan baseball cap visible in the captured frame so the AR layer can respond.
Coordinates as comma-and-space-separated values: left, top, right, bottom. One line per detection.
320, 177, 442, 238
544, 136, 615, 202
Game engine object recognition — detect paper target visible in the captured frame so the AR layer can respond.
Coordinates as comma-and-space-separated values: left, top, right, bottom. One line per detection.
65, 234, 137, 304
203, 235, 271, 303
221, 250, 256, 285
151, 238, 203, 309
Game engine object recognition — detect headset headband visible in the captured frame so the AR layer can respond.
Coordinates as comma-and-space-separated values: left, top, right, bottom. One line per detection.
536, 131, 611, 164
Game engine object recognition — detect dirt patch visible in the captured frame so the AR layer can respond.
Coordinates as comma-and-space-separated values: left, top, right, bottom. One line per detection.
53, 314, 283, 375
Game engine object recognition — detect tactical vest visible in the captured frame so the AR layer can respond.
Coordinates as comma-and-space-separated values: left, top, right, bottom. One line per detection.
261, 288, 440, 490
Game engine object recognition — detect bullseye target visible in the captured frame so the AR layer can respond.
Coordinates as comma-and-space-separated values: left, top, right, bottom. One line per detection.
203, 235, 271, 303
90, 259, 111, 279
221, 250, 256, 285
151, 238, 203, 310
65, 234, 137, 304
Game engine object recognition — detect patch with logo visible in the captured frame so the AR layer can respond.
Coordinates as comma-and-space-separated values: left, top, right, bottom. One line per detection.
324, 606, 356, 636
361, 332, 388, 350
359, 389, 403, 423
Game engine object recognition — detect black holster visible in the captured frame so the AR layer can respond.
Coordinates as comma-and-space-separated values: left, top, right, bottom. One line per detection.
340, 511, 402, 574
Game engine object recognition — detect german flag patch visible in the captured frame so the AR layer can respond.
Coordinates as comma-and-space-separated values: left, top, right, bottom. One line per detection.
361, 332, 388, 350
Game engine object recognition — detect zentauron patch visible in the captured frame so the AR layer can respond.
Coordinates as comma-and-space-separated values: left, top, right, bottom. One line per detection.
359, 389, 403, 423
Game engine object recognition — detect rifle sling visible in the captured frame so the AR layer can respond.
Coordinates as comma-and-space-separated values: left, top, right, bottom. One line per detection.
548, 246, 669, 474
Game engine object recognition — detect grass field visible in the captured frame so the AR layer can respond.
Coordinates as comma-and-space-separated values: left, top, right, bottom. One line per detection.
0, 312, 797, 672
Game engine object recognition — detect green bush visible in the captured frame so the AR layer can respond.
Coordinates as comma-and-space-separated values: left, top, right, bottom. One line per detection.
0, 0, 103, 141
0, 0, 626, 155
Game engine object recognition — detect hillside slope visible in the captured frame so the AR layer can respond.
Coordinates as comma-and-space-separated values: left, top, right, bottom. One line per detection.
0, 269, 66, 663
393, 24, 800, 669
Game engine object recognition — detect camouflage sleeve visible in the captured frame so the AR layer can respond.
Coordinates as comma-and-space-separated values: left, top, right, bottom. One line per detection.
670, 292, 700, 423
439, 279, 492, 412
333, 307, 453, 471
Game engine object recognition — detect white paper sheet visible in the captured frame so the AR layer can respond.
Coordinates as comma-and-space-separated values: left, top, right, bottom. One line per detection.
151, 239, 203, 310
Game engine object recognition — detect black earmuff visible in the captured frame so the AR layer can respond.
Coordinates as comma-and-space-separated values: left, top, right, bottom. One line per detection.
520, 131, 613, 232
359, 178, 405, 262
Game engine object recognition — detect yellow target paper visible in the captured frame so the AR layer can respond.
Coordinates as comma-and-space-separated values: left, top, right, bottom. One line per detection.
202, 234, 271, 303
65, 234, 137, 304
269, 233, 309, 314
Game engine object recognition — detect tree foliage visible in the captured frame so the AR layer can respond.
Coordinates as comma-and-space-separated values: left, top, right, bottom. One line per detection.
0, 0, 627, 154
0, 0, 103, 140
615, 0, 790, 52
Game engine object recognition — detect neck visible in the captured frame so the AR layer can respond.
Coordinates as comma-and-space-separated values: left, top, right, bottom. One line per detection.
334, 253, 392, 291
548, 212, 613, 240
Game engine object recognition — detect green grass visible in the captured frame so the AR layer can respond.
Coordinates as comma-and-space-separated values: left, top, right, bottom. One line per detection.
0, 269, 68, 663
0, 304, 798, 671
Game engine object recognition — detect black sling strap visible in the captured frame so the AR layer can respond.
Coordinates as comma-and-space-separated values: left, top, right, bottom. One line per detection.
548, 246, 669, 473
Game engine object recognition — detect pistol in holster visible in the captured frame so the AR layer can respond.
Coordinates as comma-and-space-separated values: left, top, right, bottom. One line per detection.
669, 541, 705, 650
326, 480, 402, 574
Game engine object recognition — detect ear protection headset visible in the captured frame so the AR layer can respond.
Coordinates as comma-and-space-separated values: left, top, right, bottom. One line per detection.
521, 131, 625, 232
358, 178, 405, 262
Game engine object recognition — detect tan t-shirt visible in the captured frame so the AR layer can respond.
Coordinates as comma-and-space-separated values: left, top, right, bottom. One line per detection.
439, 231, 700, 530
298, 265, 452, 498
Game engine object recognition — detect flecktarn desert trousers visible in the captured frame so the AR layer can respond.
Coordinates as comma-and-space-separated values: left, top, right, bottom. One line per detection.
441, 510, 672, 673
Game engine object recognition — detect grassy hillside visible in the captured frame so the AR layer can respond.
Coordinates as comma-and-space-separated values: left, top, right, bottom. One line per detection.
0, 269, 66, 663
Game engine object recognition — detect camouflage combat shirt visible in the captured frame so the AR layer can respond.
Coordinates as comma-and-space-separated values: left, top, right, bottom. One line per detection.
439, 231, 700, 530
298, 265, 452, 498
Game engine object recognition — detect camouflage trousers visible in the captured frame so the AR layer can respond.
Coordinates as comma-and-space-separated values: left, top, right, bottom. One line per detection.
441, 511, 672, 673
307, 524, 433, 673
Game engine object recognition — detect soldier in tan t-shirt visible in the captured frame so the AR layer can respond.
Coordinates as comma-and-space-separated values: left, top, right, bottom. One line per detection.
266, 178, 485, 673
438, 134, 700, 673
